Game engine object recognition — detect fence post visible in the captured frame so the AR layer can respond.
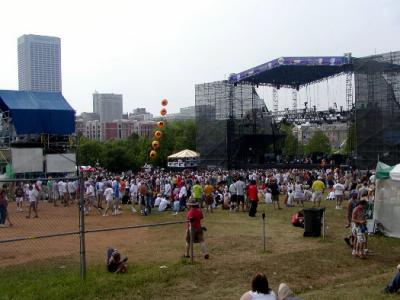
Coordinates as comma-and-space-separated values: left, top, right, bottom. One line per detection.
189, 220, 194, 263
322, 210, 325, 240
262, 213, 266, 252
79, 174, 87, 280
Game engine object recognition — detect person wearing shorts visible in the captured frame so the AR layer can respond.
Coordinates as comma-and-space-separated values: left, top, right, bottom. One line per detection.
85, 181, 102, 215
203, 182, 214, 213
191, 180, 203, 207
229, 179, 237, 211
184, 200, 209, 259
103, 183, 114, 216
26, 185, 39, 219
268, 179, 281, 210
333, 180, 345, 209
15, 183, 24, 212
235, 177, 246, 212
311, 177, 325, 208
351, 200, 368, 258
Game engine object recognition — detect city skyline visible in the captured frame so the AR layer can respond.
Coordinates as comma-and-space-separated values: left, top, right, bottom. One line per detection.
1, 0, 400, 115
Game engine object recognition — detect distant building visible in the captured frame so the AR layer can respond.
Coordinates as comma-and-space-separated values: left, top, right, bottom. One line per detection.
85, 120, 102, 141
81, 112, 99, 122
18, 34, 62, 92
103, 119, 137, 140
93, 92, 123, 122
158, 106, 196, 121
138, 121, 156, 139
293, 122, 348, 149
75, 117, 85, 136
129, 108, 153, 122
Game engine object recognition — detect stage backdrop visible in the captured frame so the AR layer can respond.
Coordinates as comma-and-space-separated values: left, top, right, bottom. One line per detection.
46, 153, 76, 173
11, 148, 43, 173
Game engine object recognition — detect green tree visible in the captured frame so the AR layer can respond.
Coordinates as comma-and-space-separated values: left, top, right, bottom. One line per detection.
280, 123, 302, 157
344, 122, 356, 154
77, 137, 104, 166
76, 119, 197, 171
305, 130, 331, 154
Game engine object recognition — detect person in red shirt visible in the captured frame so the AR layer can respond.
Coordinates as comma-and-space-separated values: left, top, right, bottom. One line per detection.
184, 200, 209, 259
247, 180, 258, 217
352, 200, 367, 258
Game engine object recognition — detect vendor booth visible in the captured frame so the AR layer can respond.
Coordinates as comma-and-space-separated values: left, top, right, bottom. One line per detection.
167, 149, 199, 168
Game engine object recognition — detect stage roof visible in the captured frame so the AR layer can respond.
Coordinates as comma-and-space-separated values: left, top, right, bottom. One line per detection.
228, 56, 352, 87
0, 90, 75, 135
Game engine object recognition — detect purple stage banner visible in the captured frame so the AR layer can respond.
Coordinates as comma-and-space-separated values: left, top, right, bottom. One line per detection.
228, 56, 350, 83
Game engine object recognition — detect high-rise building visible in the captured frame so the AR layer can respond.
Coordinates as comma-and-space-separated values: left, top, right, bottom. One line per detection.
18, 34, 62, 92
93, 92, 123, 122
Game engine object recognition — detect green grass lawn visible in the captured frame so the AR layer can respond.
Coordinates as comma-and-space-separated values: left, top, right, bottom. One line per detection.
1, 199, 400, 299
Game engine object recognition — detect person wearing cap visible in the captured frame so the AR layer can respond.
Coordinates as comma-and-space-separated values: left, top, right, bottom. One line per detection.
184, 200, 209, 259
311, 176, 325, 208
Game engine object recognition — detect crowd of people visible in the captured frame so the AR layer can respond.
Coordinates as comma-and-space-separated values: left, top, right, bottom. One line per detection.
0, 167, 376, 226
1, 166, 395, 295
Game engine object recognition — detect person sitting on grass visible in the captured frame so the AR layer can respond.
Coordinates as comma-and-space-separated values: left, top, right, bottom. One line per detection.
278, 283, 303, 300
240, 272, 276, 300
291, 210, 304, 228
106, 248, 127, 273
383, 264, 400, 294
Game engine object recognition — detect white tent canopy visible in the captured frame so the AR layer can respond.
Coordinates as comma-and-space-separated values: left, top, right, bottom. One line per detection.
389, 164, 400, 181
168, 149, 200, 159
375, 162, 400, 238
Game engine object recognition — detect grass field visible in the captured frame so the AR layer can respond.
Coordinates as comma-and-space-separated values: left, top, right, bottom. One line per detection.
1, 198, 400, 299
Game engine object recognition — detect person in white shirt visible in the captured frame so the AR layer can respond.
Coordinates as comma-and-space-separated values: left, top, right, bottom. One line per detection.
85, 182, 102, 215
68, 181, 77, 204
235, 177, 246, 212
26, 185, 39, 219
164, 182, 172, 198
103, 183, 114, 216
333, 180, 345, 209
240, 272, 277, 300
130, 180, 138, 213
154, 194, 163, 207
178, 184, 187, 211
293, 182, 304, 207
158, 197, 169, 212
58, 180, 67, 206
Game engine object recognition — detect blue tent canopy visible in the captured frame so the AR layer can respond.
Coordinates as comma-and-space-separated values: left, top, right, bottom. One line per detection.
0, 90, 75, 135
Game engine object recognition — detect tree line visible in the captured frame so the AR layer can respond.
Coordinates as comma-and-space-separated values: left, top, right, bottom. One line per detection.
77, 119, 344, 172
77, 120, 196, 172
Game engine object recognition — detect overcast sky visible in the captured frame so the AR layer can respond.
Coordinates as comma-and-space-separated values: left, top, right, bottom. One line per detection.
1, 0, 399, 115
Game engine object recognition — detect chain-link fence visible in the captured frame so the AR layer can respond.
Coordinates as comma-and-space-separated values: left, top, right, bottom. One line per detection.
0, 176, 192, 279
0, 176, 81, 271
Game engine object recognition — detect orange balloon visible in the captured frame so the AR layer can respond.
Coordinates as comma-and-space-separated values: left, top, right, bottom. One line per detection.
154, 130, 163, 139
157, 121, 165, 128
152, 140, 160, 149
161, 99, 168, 106
149, 150, 157, 159
160, 108, 167, 116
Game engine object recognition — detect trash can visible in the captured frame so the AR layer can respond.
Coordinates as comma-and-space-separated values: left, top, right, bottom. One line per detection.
303, 208, 325, 237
